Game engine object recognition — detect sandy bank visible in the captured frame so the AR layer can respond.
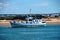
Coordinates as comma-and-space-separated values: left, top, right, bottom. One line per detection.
0, 20, 11, 27
0, 18, 60, 27
42, 18, 60, 23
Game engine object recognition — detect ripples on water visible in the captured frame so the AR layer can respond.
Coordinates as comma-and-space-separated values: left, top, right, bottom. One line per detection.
0, 23, 60, 40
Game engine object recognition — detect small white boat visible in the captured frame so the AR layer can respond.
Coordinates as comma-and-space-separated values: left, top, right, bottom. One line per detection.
10, 17, 46, 28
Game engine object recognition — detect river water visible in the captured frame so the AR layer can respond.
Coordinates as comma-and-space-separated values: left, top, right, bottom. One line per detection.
0, 23, 60, 40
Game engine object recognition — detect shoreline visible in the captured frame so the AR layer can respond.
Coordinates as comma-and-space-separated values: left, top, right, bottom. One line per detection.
0, 18, 60, 27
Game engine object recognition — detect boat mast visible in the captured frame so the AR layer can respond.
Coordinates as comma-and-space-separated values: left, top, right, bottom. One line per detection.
29, 8, 31, 14
26, 8, 32, 17
29, 8, 32, 16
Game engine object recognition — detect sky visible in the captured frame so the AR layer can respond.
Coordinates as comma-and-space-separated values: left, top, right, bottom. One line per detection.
0, 0, 60, 14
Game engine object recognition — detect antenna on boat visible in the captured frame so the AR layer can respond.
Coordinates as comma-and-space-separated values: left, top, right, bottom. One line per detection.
26, 8, 32, 17
29, 8, 31, 14
29, 8, 32, 16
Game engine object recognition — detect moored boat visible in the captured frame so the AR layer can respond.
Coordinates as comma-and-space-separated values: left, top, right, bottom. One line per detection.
10, 17, 46, 28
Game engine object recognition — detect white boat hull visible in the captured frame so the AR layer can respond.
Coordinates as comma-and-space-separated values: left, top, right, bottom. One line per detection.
10, 22, 46, 28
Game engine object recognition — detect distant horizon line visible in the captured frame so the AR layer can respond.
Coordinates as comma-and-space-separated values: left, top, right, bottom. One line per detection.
0, 13, 60, 14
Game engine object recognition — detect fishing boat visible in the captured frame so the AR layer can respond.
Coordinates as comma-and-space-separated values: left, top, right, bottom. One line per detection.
10, 17, 46, 28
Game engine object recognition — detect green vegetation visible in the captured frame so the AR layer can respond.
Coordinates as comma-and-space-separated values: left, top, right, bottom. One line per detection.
0, 14, 60, 20
0, 16, 15, 20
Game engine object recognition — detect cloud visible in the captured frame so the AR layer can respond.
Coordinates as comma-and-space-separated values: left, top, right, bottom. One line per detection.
8, 6, 19, 10
4, 3, 10, 6
0, 3, 4, 9
13, 6, 19, 10
5, 5, 19, 11
31, 2, 48, 7
0, 3, 10, 7
0, 3, 3, 7
40, 2, 48, 6
0, 3, 18, 10
0, 7, 2, 9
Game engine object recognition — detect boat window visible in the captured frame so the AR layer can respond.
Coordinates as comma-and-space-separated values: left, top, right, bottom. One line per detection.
42, 22, 45, 23
35, 20, 38, 22
29, 19, 32, 21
